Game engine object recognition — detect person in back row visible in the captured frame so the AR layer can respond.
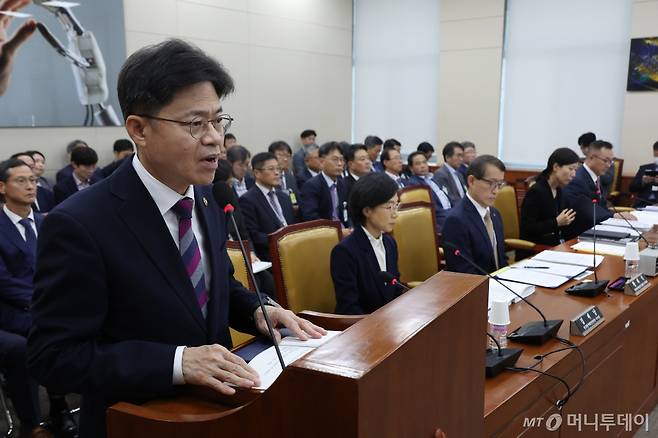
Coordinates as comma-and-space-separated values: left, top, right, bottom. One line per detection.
53, 146, 99, 205
442, 155, 508, 274
629, 140, 658, 208
406, 151, 451, 230
433, 141, 466, 206
331, 172, 401, 314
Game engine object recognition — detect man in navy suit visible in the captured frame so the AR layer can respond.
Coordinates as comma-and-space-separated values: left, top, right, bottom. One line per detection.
240, 153, 296, 261
381, 148, 406, 189
458, 141, 476, 178
442, 155, 509, 274
0, 159, 78, 438
53, 146, 100, 205
294, 144, 321, 189
630, 141, 658, 208
9, 152, 55, 214
364, 135, 383, 172
563, 140, 636, 239
344, 144, 372, 200
433, 142, 466, 206
27, 39, 325, 438
268, 141, 300, 204
406, 151, 451, 230
300, 142, 350, 227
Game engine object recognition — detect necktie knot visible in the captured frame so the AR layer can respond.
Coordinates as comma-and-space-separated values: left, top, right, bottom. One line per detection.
18, 218, 32, 229
330, 183, 337, 191
172, 197, 194, 220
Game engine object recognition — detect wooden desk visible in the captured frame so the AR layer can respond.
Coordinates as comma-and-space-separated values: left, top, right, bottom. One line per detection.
485, 241, 658, 436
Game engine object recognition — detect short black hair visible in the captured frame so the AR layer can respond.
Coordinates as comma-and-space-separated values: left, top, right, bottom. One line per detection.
66, 139, 88, 154
252, 152, 278, 170
462, 141, 475, 150
224, 133, 236, 142
653, 141, 658, 152
383, 138, 401, 150
542, 147, 580, 176
364, 135, 383, 149
300, 129, 317, 139
0, 158, 31, 182
578, 132, 596, 147
349, 172, 399, 225
319, 141, 343, 158
588, 140, 613, 152
407, 151, 426, 167
117, 39, 234, 120
467, 155, 506, 180
9, 152, 31, 161
71, 146, 98, 166
25, 150, 45, 160
213, 159, 233, 183
417, 142, 434, 154
380, 147, 399, 165
227, 145, 251, 164
268, 141, 293, 155
113, 139, 134, 153
346, 144, 368, 163
442, 141, 464, 160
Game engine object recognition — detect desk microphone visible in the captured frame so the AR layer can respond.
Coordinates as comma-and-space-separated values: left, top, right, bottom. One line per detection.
565, 195, 609, 297
223, 203, 285, 371
485, 332, 523, 378
443, 241, 562, 345
379, 271, 411, 292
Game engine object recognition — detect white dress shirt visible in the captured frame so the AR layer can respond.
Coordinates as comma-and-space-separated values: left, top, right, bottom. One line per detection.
3, 205, 37, 240
233, 177, 248, 197
583, 162, 598, 184
132, 155, 211, 385
362, 226, 387, 271
256, 182, 288, 226
423, 175, 452, 209
72, 173, 91, 191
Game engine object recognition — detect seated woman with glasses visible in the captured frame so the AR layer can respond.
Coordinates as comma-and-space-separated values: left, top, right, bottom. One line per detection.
519, 148, 579, 253
330, 172, 402, 314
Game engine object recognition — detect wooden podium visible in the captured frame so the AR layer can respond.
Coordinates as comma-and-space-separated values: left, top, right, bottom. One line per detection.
107, 271, 488, 437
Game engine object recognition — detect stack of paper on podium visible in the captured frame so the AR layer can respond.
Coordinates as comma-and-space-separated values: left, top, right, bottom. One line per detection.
571, 241, 626, 257
593, 224, 640, 236
487, 279, 534, 310
642, 206, 658, 212
531, 250, 603, 268
602, 218, 652, 231
249, 331, 342, 389
495, 261, 582, 288
629, 210, 658, 227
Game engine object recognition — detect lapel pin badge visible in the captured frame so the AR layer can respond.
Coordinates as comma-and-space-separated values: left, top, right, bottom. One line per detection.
202, 197, 208, 207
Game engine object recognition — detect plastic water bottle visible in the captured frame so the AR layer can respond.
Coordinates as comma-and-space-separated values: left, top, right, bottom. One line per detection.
489, 300, 510, 349
624, 242, 640, 278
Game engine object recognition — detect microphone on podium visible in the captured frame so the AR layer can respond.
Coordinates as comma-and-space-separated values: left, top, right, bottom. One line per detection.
443, 241, 562, 345
485, 332, 523, 378
222, 203, 285, 370
379, 271, 411, 292
565, 194, 609, 297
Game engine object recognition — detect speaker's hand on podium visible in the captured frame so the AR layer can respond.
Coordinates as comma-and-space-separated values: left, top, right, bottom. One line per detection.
253, 306, 327, 343
181, 344, 261, 395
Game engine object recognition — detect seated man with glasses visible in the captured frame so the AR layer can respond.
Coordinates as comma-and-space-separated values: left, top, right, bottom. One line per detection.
344, 144, 372, 200
331, 173, 402, 314
442, 155, 509, 274
300, 141, 351, 228
268, 141, 299, 204
28, 39, 325, 438
240, 152, 296, 262
563, 140, 637, 239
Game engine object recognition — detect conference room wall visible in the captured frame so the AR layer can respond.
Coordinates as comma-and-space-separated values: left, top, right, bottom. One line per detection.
2, 0, 353, 180
438, 0, 658, 176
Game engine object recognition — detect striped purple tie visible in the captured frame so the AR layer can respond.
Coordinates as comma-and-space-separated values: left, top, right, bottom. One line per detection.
172, 197, 208, 318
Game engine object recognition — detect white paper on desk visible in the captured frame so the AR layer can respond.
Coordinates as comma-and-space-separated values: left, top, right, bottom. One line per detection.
249, 330, 342, 390
571, 241, 626, 257
488, 279, 534, 310
643, 206, 658, 212
532, 250, 604, 268
627, 211, 658, 227
511, 259, 586, 278
593, 224, 640, 236
252, 260, 272, 274
602, 218, 652, 231
495, 268, 568, 289
0, 10, 31, 17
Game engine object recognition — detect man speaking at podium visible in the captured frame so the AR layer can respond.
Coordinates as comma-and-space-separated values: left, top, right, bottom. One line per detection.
27, 39, 324, 438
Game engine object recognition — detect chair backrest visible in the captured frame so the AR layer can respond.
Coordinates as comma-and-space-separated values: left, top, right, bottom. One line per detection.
493, 185, 520, 240
226, 241, 255, 347
390, 201, 440, 283
269, 220, 343, 313
611, 158, 624, 195
398, 185, 432, 205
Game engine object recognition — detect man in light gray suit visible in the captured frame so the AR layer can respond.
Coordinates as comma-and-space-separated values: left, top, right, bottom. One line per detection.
433, 141, 466, 206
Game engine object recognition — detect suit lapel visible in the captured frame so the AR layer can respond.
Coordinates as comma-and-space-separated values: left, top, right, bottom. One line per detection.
0, 210, 29, 255
256, 189, 283, 227
276, 191, 295, 225
354, 227, 388, 301
111, 164, 207, 333
463, 198, 495, 267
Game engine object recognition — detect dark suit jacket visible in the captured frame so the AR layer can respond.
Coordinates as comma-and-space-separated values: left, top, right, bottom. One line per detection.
300, 174, 350, 227
240, 186, 296, 261
101, 156, 131, 178
372, 161, 384, 173
53, 173, 103, 205
56, 164, 103, 184
442, 197, 508, 274
406, 175, 449, 230
295, 168, 314, 189
34, 186, 55, 213
519, 175, 567, 246
0, 209, 44, 335
278, 170, 299, 199
330, 226, 401, 314
562, 165, 613, 238
27, 159, 261, 438
433, 165, 466, 206
457, 163, 468, 179
629, 163, 658, 208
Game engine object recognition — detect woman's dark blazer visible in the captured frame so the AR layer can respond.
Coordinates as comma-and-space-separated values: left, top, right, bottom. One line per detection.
519, 175, 570, 246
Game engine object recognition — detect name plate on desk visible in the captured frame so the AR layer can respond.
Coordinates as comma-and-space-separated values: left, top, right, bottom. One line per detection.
570, 305, 604, 337
625, 274, 650, 296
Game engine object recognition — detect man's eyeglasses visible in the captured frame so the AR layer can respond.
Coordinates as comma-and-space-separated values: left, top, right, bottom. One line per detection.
592, 155, 614, 166
478, 177, 506, 190
380, 201, 400, 212
326, 156, 345, 164
9, 176, 38, 187
256, 166, 282, 173
137, 114, 233, 140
